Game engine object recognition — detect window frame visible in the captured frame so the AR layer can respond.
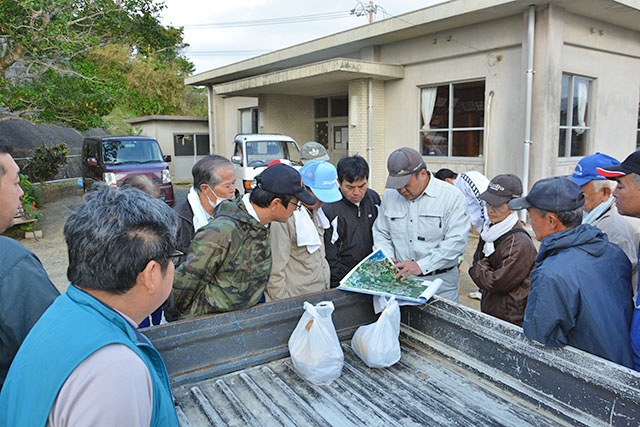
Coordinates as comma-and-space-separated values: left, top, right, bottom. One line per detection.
418, 78, 486, 160
558, 74, 593, 159
173, 133, 211, 158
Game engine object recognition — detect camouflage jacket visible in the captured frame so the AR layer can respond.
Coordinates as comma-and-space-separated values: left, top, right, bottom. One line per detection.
170, 198, 271, 319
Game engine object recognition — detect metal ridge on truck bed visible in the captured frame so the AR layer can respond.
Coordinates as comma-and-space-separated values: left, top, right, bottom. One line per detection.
143, 290, 640, 426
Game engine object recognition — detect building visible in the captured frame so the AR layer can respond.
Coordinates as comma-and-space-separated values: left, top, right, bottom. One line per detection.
186, 0, 640, 192
125, 115, 210, 183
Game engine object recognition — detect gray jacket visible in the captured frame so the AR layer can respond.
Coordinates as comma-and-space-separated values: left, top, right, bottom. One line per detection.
591, 204, 640, 295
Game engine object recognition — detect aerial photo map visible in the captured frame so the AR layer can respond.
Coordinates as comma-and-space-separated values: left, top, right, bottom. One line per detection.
338, 249, 433, 302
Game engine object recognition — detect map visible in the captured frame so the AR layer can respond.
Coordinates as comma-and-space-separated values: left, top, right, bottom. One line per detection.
338, 249, 441, 303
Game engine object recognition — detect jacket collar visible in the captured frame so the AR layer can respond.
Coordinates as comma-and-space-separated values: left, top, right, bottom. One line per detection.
66, 285, 150, 346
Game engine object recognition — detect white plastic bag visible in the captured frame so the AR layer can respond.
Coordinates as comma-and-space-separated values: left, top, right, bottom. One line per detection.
351, 296, 401, 368
288, 301, 344, 385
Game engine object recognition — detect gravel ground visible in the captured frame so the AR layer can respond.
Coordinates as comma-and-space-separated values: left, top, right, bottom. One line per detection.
20, 183, 481, 311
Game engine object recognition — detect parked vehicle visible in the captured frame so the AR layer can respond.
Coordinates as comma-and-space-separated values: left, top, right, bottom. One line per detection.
231, 133, 302, 194
82, 136, 174, 206
144, 290, 640, 425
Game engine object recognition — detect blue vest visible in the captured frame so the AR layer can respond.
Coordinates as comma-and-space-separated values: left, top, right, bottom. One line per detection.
0, 285, 179, 426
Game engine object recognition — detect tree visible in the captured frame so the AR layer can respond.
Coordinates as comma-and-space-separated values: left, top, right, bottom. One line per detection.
0, 0, 195, 128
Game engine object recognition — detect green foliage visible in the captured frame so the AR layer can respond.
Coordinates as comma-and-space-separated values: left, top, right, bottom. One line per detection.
26, 143, 69, 184
0, 0, 197, 128
18, 174, 41, 231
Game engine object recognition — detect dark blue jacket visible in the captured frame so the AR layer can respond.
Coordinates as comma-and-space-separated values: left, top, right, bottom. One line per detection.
523, 224, 634, 368
631, 242, 640, 371
0, 237, 59, 390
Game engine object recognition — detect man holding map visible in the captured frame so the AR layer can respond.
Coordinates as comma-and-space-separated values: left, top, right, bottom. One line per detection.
373, 147, 469, 302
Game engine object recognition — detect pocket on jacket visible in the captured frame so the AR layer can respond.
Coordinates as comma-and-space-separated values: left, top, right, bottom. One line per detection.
418, 214, 443, 243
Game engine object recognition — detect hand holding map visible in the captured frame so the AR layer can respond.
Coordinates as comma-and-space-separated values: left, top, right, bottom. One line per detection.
338, 249, 442, 304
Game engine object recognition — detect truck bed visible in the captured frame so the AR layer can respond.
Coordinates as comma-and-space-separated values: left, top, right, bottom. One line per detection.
144, 290, 640, 426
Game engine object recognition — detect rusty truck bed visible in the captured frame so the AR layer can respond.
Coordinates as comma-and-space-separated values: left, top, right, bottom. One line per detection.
144, 290, 640, 426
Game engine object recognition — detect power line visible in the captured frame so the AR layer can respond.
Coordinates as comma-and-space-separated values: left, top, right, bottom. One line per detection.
182, 11, 354, 29
186, 50, 273, 56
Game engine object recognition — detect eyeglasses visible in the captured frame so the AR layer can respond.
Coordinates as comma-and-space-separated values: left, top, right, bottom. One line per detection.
284, 199, 302, 209
171, 250, 184, 265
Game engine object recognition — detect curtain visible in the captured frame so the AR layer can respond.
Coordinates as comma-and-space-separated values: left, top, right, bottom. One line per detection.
420, 87, 437, 131
575, 79, 588, 135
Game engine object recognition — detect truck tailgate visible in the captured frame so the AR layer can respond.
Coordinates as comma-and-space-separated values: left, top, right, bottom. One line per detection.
144, 290, 640, 426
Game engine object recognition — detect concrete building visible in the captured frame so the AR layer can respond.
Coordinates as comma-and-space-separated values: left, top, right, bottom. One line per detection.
186, 0, 640, 193
125, 115, 209, 183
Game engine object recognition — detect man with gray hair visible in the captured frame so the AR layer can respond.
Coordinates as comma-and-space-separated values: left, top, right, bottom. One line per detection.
509, 177, 633, 368
0, 137, 59, 391
0, 187, 180, 425
570, 152, 640, 294
174, 155, 236, 264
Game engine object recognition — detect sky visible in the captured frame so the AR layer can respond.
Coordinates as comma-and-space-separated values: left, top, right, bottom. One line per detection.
159, 0, 445, 75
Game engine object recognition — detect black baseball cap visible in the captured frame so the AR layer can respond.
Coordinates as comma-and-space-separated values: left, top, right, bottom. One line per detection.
596, 150, 640, 179
508, 176, 584, 212
256, 164, 316, 205
479, 174, 523, 207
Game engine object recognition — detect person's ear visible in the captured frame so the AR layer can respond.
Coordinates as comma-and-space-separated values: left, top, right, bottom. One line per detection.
548, 212, 560, 230
138, 260, 161, 295
269, 198, 281, 211
601, 186, 612, 198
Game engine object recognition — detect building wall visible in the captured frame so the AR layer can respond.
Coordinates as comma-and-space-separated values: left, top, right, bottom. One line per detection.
129, 119, 208, 183
382, 14, 525, 185
258, 94, 314, 146
218, 96, 258, 158
530, 5, 640, 186
348, 79, 387, 193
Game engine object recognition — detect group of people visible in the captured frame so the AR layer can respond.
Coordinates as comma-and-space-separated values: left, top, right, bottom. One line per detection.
1, 129, 640, 423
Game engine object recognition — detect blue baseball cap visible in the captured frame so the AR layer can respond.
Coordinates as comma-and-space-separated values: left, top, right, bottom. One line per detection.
569, 152, 620, 187
299, 161, 342, 203
508, 176, 584, 212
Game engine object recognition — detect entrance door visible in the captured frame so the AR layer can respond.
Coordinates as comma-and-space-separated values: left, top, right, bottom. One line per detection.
330, 121, 349, 165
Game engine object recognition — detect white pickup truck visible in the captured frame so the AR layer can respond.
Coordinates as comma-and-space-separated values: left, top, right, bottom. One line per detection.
230, 134, 302, 194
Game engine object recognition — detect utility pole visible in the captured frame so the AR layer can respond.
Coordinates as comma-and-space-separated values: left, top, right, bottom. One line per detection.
369, 0, 374, 24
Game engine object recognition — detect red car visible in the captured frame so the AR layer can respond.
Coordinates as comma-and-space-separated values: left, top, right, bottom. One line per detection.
81, 136, 174, 206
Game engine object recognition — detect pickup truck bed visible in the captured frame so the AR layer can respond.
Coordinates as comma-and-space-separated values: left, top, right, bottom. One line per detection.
144, 290, 640, 426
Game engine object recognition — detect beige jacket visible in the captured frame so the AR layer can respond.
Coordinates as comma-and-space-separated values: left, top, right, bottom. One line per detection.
265, 208, 330, 301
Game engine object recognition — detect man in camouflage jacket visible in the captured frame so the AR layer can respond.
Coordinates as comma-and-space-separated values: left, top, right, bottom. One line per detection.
170, 164, 315, 320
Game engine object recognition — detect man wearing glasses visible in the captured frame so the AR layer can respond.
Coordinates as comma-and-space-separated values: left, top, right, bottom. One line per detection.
0, 186, 180, 425
171, 164, 315, 319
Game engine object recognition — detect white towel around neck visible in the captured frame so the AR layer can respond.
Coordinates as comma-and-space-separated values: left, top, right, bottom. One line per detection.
480, 212, 519, 257
294, 208, 322, 253
187, 187, 212, 232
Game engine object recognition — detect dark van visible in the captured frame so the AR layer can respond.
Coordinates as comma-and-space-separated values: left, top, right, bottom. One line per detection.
82, 136, 175, 206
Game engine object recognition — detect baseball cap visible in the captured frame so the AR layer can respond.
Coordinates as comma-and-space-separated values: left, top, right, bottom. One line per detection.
255, 163, 316, 205
508, 176, 584, 212
479, 174, 523, 206
385, 147, 426, 189
569, 152, 620, 186
596, 150, 640, 178
300, 142, 330, 163
299, 161, 342, 203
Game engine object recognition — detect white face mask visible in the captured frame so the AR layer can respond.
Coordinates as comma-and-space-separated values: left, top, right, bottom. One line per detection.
205, 185, 233, 209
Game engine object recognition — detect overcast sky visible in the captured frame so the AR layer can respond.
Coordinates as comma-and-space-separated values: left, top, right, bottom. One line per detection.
159, 0, 445, 74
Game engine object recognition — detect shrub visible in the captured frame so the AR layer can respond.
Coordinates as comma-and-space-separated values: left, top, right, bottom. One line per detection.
26, 143, 69, 184
18, 174, 41, 231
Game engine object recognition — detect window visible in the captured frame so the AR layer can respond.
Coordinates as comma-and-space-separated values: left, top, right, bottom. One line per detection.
420, 80, 485, 157
559, 75, 592, 158
314, 96, 348, 151
174, 134, 210, 157
240, 107, 258, 133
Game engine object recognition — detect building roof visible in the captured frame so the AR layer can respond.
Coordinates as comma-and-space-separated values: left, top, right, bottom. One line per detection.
186, 0, 640, 88
125, 115, 207, 124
